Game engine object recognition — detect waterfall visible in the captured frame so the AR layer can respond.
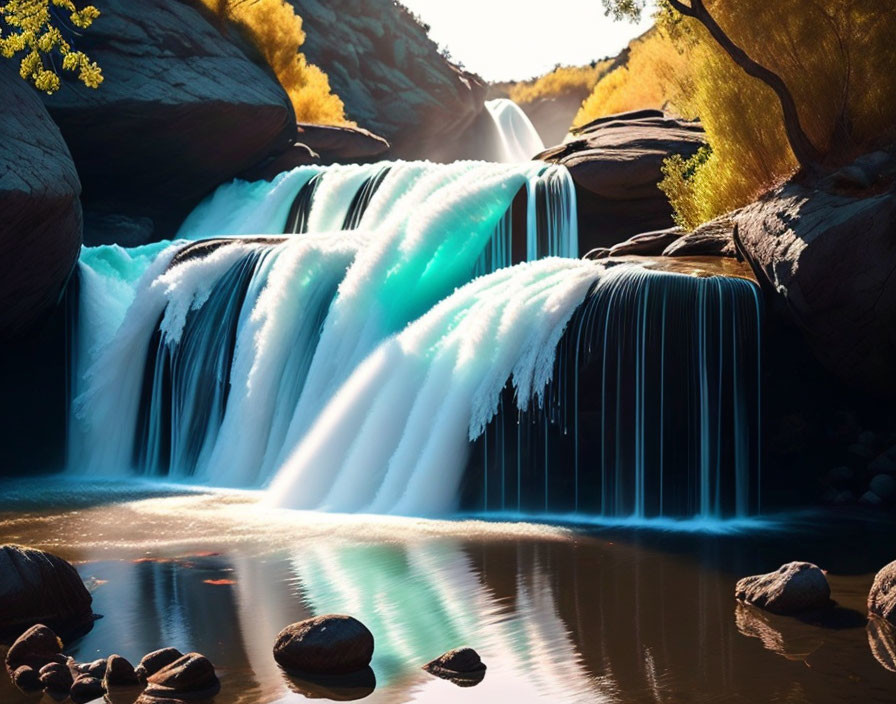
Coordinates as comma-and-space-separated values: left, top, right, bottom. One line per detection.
485, 99, 546, 163
68, 158, 762, 522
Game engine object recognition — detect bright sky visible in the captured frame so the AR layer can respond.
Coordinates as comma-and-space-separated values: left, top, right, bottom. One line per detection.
399, 0, 656, 82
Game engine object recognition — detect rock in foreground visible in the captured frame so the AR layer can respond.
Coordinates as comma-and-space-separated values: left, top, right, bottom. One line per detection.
274, 614, 374, 675
5, 624, 64, 671
869, 560, 896, 626
142, 653, 220, 701
104, 653, 139, 688
423, 647, 487, 686
735, 562, 832, 614
135, 647, 184, 682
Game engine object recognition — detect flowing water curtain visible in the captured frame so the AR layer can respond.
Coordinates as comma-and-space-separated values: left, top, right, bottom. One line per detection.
70, 163, 581, 483
485, 99, 547, 163
465, 265, 763, 521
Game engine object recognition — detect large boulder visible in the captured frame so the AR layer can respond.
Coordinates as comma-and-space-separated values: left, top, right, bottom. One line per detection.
290, 0, 486, 160
43, 0, 296, 244
735, 562, 832, 615
273, 614, 374, 675
538, 110, 705, 254
737, 156, 896, 395
869, 560, 896, 627
141, 652, 220, 701
0, 546, 93, 636
0, 64, 81, 339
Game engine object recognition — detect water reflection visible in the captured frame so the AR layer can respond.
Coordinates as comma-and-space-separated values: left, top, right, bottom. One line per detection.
1, 493, 894, 703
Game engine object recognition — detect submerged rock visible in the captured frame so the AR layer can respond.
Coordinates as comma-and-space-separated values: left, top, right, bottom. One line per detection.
735, 562, 832, 614
869, 560, 896, 626
70, 674, 106, 703
104, 654, 139, 688
273, 614, 374, 675
142, 652, 220, 701
423, 647, 487, 686
0, 545, 94, 636
135, 647, 183, 682
5, 624, 64, 671
867, 617, 896, 673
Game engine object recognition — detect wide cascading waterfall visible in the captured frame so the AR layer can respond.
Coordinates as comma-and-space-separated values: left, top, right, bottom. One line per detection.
485, 99, 546, 163
69, 161, 579, 486
68, 157, 763, 522
462, 261, 763, 522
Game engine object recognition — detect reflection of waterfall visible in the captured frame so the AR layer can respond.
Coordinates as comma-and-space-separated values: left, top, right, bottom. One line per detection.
485, 99, 546, 163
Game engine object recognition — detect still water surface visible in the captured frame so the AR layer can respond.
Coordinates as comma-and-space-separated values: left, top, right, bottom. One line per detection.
0, 480, 893, 703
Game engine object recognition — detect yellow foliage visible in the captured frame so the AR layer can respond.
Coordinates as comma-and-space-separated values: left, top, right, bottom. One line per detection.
660, 0, 896, 228
0, 0, 102, 93
198, 0, 348, 125
573, 29, 690, 128
508, 62, 610, 106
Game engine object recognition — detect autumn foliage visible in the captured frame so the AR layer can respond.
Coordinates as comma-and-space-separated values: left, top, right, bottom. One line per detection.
198, 0, 348, 125
584, 1, 896, 228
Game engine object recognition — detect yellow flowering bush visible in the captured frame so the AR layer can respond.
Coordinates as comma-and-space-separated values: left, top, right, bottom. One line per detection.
0, 0, 102, 93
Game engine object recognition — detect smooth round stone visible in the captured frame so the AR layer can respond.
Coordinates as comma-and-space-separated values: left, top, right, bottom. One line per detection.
5, 624, 63, 670
273, 614, 374, 675
11, 665, 42, 692
70, 675, 106, 703
144, 652, 220, 700
104, 653, 139, 687
135, 647, 183, 681
423, 647, 487, 686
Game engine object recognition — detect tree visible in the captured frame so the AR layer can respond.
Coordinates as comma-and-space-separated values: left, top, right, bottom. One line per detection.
0, 0, 102, 93
602, 0, 822, 172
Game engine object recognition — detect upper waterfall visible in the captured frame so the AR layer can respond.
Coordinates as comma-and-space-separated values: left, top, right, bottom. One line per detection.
484, 99, 546, 163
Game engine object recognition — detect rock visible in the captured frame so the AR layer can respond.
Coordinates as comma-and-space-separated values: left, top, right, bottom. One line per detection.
538, 111, 705, 252
104, 654, 139, 688
869, 561, 896, 626
735, 562, 832, 614
869, 453, 896, 475
423, 647, 487, 686
606, 228, 682, 257
83, 658, 107, 679
39, 662, 73, 692
5, 624, 63, 671
11, 665, 42, 692
296, 123, 390, 164
239, 143, 320, 183
870, 474, 896, 502
736, 163, 896, 395
273, 614, 374, 675
861, 490, 886, 506
42, 0, 296, 242
662, 214, 739, 258
135, 648, 183, 682
143, 653, 220, 700
0, 63, 81, 338
83, 212, 156, 248
833, 490, 857, 505
292, 0, 486, 160
70, 675, 106, 703
0, 545, 93, 636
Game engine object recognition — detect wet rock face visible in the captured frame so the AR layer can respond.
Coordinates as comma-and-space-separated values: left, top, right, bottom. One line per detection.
143, 652, 221, 700
290, 0, 486, 160
737, 168, 896, 395
537, 111, 706, 253
736, 562, 832, 614
0, 545, 93, 636
273, 614, 375, 675
42, 0, 296, 242
869, 560, 896, 626
0, 64, 81, 339
423, 647, 487, 686
70, 674, 106, 703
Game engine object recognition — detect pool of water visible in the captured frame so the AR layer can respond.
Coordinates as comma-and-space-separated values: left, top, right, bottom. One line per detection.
0, 480, 894, 703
